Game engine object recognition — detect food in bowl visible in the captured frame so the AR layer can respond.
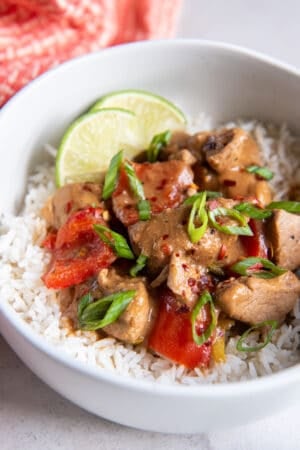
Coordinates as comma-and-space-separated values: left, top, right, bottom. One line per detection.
1, 90, 300, 384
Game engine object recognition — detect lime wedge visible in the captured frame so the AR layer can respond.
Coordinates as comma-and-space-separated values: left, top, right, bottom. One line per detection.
56, 108, 142, 186
91, 89, 186, 147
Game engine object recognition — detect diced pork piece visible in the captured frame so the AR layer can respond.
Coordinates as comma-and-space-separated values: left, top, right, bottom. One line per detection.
215, 272, 300, 324
129, 203, 246, 275
112, 160, 193, 226
218, 170, 273, 206
97, 268, 156, 344
266, 209, 300, 270
167, 252, 212, 308
203, 128, 262, 173
161, 130, 210, 164
41, 182, 102, 229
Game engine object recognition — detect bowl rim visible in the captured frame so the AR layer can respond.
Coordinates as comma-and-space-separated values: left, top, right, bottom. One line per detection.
1, 38, 299, 397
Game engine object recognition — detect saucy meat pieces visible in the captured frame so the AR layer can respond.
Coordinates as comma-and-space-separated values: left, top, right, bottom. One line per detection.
129, 202, 246, 273
266, 209, 300, 270
97, 268, 155, 344
112, 160, 193, 226
42, 182, 102, 229
203, 128, 262, 173
215, 272, 300, 324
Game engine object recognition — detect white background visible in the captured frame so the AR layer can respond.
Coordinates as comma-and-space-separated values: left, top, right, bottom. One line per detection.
1, 1, 300, 449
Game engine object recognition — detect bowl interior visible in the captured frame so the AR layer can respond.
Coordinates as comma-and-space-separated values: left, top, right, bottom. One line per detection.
1, 40, 300, 214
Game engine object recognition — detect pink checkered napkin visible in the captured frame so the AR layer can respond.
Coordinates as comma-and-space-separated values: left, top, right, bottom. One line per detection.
0, 0, 182, 106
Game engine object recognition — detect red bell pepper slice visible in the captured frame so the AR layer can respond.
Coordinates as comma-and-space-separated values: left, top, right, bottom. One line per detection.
42, 207, 116, 289
241, 219, 268, 258
148, 288, 212, 369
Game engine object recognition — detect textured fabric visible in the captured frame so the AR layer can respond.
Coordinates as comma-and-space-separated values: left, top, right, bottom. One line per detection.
0, 0, 182, 106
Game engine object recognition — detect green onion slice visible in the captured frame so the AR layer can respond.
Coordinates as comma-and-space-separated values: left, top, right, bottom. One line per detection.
77, 293, 93, 318
236, 320, 278, 352
102, 150, 123, 200
246, 165, 274, 180
147, 130, 171, 163
186, 191, 208, 243
267, 201, 300, 214
184, 190, 222, 206
234, 202, 272, 219
137, 199, 151, 221
208, 207, 253, 236
231, 257, 286, 279
78, 290, 136, 331
124, 161, 151, 221
130, 254, 148, 277
191, 291, 217, 346
94, 224, 134, 259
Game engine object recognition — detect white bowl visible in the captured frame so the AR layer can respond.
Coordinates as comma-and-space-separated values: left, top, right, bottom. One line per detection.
0, 40, 299, 433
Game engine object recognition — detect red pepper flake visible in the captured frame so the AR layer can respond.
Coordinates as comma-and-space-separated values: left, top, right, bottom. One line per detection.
175, 253, 180, 257
207, 199, 219, 211
188, 278, 196, 287
65, 201, 73, 214
155, 179, 167, 190
182, 263, 188, 271
162, 234, 169, 240
150, 196, 157, 202
161, 244, 172, 256
248, 262, 264, 272
218, 244, 227, 260
223, 179, 236, 187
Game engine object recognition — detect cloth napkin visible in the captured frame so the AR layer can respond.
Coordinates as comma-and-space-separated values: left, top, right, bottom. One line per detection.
0, 0, 182, 106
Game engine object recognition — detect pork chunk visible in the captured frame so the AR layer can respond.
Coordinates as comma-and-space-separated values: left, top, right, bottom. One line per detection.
203, 128, 262, 173
167, 252, 208, 308
161, 130, 210, 164
97, 268, 156, 344
215, 272, 300, 324
266, 209, 300, 270
112, 160, 193, 226
42, 182, 102, 229
129, 203, 246, 275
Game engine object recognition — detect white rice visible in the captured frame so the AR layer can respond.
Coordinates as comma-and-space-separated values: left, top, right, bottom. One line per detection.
1, 119, 299, 385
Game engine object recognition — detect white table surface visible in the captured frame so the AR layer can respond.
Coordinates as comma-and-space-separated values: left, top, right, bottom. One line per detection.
1, 1, 300, 449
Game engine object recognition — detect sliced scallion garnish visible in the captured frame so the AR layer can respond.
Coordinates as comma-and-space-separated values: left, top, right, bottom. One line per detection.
246, 165, 274, 180
236, 320, 278, 352
102, 150, 123, 200
130, 254, 148, 277
266, 201, 300, 214
234, 202, 272, 219
124, 161, 151, 221
231, 257, 286, 279
208, 207, 253, 236
137, 199, 151, 221
191, 291, 217, 346
93, 224, 135, 260
147, 130, 171, 163
78, 290, 136, 331
186, 191, 208, 243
